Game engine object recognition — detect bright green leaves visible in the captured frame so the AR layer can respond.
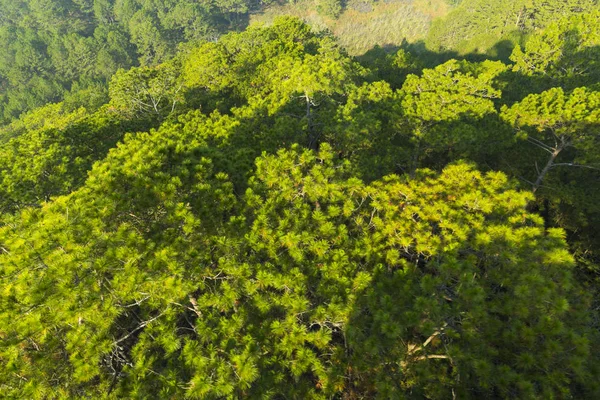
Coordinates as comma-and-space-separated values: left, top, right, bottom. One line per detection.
347, 162, 587, 399
0, 102, 86, 143
183, 17, 319, 98
0, 105, 152, 215
426, 0, 597, 56
0, 134, 592, 398
502, 87, 600, 143
0, 12, 599, 400
183, 17, 363, 120
0, 111, 242, 398
182, 18, 368, 170
500, 85, 600, 302
258, 46, 360, 116
501, 86, 600, 191
511, 11, 600, 83
239, 145, 365, 396
108, 60, 183, 119
238, 147, 586, 398
399, 59, 508, 171
401, 60, 504, 128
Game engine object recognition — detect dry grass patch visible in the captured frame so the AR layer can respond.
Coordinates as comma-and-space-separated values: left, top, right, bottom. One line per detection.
250, 0, 449, 55
334, 4, 430, 54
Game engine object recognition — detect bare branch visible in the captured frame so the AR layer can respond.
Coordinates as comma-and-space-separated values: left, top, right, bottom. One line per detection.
113, 312, 165, 345
551, 163, 600, 171
526, 137, 554, 153
414, 354, 451, 361
120, 296, 151, 308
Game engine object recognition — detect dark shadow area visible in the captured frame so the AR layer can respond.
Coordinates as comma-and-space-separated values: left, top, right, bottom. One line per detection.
358, 38, 517, 70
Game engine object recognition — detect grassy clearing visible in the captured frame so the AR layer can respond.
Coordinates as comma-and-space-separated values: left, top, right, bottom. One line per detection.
334, 4, 430, 54
250, 0, 451, 55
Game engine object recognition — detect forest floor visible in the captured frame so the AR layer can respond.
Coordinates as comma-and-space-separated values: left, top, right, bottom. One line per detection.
250, 0, 450, 55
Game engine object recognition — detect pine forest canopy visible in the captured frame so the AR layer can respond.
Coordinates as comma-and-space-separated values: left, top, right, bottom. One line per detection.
0, 4, 599, 400
0, 0, 598, 123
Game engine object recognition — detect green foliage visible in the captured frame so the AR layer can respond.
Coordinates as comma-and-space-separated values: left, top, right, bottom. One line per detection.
0, 1, 137, 123
183, 17, 366, 151
347, 162, 590, 399
325, 80, 404, 180
359, 47, 425, 89
510, 10, 600, 86
398, 59, 509, 172
501, 87, 600, 314
1, 14, 600, 400
183, 17, 327, 99
426, 0, 598, 55
316, 0, 343, 18
501, 86, 600, 191
108, 61, 183, 119
0, 106, 155, 215
0, 0, 274, 124
0, 138, 593, 397
0, 102, 86, 144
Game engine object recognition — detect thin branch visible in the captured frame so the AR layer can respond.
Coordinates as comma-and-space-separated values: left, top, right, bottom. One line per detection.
422, 331, 441, 348
113, 312, 165, 345
414, 354, 451, 361
551, 163, 600, 171
188, 296, 202, 318
120, 296, 151, 308
526, 137, 554, 154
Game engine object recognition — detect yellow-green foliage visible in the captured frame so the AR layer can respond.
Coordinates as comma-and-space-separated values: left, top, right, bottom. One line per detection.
0, 138, 590, 398
1, 15, 600, 400
426, 0, 598, 55
511, 10, 600, 81
0, 103, 86, 144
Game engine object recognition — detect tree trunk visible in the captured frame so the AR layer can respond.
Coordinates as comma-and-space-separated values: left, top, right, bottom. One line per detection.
532, 144, 563, 193
305, 92, 319, 150
410, 138, 421, 178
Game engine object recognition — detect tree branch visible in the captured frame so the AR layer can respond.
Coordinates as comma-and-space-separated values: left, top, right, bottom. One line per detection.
526, 137, 554, 154
551, 163, 600, 171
